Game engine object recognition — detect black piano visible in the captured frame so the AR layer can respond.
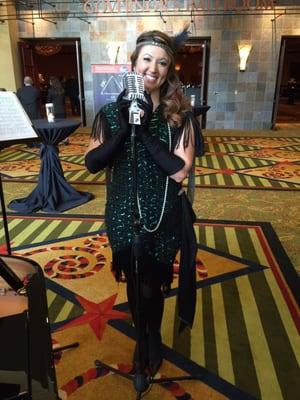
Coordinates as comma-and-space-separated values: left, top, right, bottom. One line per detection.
0, 255, 59, 400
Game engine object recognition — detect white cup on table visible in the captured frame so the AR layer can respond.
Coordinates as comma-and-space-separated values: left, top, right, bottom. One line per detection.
190, 94, 196, 107
45, 103, 55, 123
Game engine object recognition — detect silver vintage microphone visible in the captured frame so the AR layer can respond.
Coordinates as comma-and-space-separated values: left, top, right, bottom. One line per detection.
123, 72, 144, 125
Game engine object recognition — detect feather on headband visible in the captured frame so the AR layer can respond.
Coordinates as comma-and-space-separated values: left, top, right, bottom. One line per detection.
136, 25, 190, 55
173, 25, 190, 51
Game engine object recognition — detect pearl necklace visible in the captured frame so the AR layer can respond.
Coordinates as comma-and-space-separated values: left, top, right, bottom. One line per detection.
137, 123, 171, 233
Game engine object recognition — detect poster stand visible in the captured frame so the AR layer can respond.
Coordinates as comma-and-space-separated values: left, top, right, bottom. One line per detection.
0, 91, 41, 254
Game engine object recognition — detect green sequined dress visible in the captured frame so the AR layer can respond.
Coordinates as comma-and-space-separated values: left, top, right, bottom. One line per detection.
101, 102, 182, 286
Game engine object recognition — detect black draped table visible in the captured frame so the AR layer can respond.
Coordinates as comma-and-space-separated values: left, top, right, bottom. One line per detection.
8, 119, 92, 213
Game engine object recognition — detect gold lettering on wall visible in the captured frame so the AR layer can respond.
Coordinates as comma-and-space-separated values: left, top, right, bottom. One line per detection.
83, 0, 275, 14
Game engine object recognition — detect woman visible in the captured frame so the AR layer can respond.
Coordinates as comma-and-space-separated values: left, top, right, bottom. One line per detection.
85, 30, 203, 376
47, 76, 65, 118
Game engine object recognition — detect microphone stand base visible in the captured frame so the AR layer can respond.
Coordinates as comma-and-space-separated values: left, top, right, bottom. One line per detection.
94, 359, 203, 398
94, 359, 150, 397
133, 373, 150, 393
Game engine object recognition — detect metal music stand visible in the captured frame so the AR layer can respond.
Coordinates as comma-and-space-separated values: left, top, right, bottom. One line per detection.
0, 173, 11, 255
0, 91, 42, 255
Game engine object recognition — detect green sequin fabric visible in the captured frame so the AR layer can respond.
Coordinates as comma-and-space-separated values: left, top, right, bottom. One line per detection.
101, 102, 182, 267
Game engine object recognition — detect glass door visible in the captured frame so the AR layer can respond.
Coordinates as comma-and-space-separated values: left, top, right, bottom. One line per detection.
175, 37, 210, 127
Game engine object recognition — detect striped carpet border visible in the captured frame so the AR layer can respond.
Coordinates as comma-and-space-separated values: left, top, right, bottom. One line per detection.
1, 136, 300, 190
0, 149, 38, 162
113, 268, 300, 400
3, 214, 277, 269
5, 212, 298, 399
192, 174, 299, 190
205, 136, 300, 143
4, 171, 298, 190
197, 154, 274, 169
163, 269, 300, 400
6, 213, 299, 337
45, 278, 83, 330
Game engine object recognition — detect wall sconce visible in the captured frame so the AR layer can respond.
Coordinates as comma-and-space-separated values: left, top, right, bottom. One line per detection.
238, 43, 252, 71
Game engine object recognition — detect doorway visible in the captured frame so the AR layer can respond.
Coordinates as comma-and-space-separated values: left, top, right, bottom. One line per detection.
18, 38, 86, 125
272, 36, 300, 129
175, 37, 210, 128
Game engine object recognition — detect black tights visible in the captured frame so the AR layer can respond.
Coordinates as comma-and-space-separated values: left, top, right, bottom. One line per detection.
121, 254, 167, 367
126, 276, 164, 333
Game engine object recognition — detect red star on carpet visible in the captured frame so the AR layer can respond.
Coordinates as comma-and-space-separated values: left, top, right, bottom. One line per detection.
59, 293, 129, 340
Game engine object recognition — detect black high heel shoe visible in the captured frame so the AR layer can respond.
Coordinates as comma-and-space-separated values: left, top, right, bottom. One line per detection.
148, 330, 163, 376
149, 357, 163, 377
131, 336, 149, 374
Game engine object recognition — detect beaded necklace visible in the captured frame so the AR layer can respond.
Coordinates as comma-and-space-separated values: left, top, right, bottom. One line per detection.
137, 123, 171, 233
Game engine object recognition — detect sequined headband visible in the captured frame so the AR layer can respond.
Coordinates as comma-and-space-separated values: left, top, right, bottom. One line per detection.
136, 40, 173, 54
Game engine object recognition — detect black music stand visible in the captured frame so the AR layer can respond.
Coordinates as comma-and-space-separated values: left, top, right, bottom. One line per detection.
0, 91, 42, 255
0, 173, 11, 255
94, 122, 202, 398
0, 255, 80, 400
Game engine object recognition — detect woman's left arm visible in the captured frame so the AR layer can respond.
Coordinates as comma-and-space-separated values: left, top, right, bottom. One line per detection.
170, 125, 195, 183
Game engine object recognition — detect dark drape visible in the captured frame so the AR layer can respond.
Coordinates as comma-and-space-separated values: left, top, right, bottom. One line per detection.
8, 119, 92, 213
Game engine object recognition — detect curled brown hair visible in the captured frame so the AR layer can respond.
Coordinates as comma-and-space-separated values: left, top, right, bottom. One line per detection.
130, 30, 190, 128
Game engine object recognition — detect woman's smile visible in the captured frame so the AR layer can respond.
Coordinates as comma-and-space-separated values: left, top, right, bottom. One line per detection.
134, 45, 170, 94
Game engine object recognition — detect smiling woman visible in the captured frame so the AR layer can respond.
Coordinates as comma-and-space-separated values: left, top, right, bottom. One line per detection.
85, 29, 204, 380
133, 45, 170, 103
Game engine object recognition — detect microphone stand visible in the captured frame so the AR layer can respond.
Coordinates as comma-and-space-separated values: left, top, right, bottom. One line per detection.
129, 123, 149, 393
95, 115, 203, 399
95, 121, 150, 397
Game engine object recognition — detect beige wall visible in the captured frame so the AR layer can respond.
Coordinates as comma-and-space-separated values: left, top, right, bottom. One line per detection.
17, 8, 300, 129
0, 5, 22, 91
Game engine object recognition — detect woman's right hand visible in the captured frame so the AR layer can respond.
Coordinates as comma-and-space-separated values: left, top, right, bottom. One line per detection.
137, 91, 153, 130
116, 90, 131, 136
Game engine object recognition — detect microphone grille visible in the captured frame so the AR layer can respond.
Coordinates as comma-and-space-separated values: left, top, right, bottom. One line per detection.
124, 72, 144, 100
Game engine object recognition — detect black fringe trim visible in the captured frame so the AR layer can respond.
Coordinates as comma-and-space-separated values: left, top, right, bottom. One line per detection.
90, 109, 112, 142
111, 246, 174, 289
173, 111, 205, 156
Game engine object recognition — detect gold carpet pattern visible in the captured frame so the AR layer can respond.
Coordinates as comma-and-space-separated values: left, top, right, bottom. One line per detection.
6, 213, 299, 400
1, 135, 300, 190
1, 128, 299, 399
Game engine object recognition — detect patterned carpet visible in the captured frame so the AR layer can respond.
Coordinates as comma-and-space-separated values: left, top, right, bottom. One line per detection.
198, 137, 300, 190
5, 213, 299, 400
1, 135, 300, 190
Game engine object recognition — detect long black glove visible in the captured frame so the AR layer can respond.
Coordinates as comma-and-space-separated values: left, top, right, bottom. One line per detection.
136, 93, 185, 176
85, 91, 130, 173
